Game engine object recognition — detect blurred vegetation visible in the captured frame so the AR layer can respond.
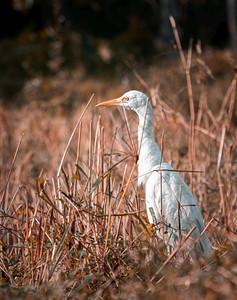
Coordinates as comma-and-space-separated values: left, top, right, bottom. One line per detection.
0, 0, 234, 101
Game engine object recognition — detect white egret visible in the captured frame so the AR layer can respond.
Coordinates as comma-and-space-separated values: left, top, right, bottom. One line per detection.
96, 90, 213, 257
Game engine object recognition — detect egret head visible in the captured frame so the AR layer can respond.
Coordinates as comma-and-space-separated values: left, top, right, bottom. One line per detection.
96, 90, 151, 114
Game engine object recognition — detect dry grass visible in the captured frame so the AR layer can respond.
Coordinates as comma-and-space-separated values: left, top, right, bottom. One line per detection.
0, 41, 237, 299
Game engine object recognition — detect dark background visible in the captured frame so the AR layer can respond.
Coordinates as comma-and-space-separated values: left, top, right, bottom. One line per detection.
0, 0, 236, 100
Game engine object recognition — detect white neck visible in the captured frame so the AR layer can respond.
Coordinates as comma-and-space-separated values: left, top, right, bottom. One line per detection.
136, 106, 163, 186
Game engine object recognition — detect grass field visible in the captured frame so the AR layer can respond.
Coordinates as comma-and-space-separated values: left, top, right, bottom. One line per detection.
0, 45, 237, 299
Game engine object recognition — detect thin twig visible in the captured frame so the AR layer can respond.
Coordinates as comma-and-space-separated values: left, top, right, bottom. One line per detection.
169, 16, 186, 67
217, 77, 237, 122
217, 126, 226, 170
150, 226, 197, 283
186, 218, 214, 258
105, 162, 137, 250
57, 94, 94, 177
0, 134, 24, 208
124, 59, 150, 91
170, 16, 195, 191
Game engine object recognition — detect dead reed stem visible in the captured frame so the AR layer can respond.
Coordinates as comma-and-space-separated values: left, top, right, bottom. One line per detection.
0, 134, 24, 209
57, 94, 94, 178
170, 16, 195, 191
217, 77, 237, 122
150, 226, 197, 283
104, 161, 137, 252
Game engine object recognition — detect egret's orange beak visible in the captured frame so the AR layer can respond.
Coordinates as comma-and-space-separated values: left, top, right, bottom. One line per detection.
96, 97, 128, 107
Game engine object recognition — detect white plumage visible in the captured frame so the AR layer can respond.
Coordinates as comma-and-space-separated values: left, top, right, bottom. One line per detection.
96, 90, 213, 257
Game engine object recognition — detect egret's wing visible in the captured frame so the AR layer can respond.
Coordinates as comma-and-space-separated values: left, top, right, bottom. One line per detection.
146, 162, 213, 255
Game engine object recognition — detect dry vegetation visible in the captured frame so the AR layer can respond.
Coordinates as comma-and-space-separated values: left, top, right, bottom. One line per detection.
0, 38, 237, 299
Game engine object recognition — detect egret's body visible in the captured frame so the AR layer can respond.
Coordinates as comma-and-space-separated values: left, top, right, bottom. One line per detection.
96, 90, 213, 257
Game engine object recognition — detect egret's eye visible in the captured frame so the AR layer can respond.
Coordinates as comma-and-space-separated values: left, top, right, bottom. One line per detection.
122, 97, 129, 103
